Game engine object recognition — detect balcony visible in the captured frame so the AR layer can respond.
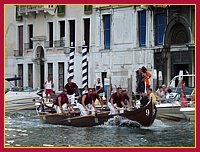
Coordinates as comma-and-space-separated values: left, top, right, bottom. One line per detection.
18, 5, 55, 16
54, 39, 65, 48
14, 50, 23, 57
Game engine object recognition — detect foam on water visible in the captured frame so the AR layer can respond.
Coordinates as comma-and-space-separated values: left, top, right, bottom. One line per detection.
99, 115, 141, 128
141, 119, 170, 130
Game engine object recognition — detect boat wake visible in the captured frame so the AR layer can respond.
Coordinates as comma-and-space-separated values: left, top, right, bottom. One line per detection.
100, 115, 141, 128
141, 119, 170, 130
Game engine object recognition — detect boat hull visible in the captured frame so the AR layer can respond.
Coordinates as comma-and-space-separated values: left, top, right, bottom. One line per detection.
38, 101, 157, 127
180, 107, 195, 122
5, 91, 40, 111
156, 102, 185, 121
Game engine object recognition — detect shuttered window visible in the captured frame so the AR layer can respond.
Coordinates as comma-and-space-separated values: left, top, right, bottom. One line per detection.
139, 11, 146, 47
156, 13, 165, 45
57, 5, 65, 17
16, 6, 22, 21
84, 5, 93, 14
103, 15, 111, 49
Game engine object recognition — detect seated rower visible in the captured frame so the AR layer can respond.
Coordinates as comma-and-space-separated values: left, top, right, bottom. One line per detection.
77, 88, 97, 116
121, 89, 133, 109
139, 93, 149, 107
108, 87, 126, 115
92, 88, 104, 110
53, 89, 71, 113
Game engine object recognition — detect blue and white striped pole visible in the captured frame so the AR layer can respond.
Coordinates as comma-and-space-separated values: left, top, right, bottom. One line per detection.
69, 42, 75, 79
82, 43, 88, 88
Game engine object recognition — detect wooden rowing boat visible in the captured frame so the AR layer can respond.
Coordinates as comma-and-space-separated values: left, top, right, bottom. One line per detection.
37, 100, 157, 127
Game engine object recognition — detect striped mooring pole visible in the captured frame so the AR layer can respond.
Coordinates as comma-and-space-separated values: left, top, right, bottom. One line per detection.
82, 44, 88, 88
69, 43, 75, 79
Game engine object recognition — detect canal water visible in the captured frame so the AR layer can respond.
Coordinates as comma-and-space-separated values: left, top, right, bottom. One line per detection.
5, 110, 195, 147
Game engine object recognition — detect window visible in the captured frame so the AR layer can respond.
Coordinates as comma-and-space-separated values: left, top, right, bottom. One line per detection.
84, 5, 92, 14
156, 13, 165, 45
18, 26, 23, 56
49, 22, 53, 47
18, 64, 23, 87
28, 64, 33, 88
103, 15, 110, 49
84, 18, 90, 52
28, 24, 33, 49
57, 5, 65, 16
16, 6, 22, 21
69, 20, 75, 47
139, 11, 146, 47
58, 62, 64, 91
48, 63, 53, 83
60, 21, 65, 47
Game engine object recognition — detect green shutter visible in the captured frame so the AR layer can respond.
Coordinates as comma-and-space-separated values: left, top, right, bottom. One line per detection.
16, 6, 22, 21
57, 5, 65, 17
84, 5, 92, 14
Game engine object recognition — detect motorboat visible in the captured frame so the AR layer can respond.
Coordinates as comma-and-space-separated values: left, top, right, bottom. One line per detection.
156, 73, 195, 121
5, 77, 40, 111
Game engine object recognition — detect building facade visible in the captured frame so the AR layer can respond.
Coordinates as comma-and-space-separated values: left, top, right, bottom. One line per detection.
5, 5, 195, 93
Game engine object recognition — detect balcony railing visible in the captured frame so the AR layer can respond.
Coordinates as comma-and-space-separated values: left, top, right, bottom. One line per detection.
14, 50, 23, 57
18, 5, 55, 15
18, 5, 43, 12
54, 39, 65, 47
24, 42, 33, 50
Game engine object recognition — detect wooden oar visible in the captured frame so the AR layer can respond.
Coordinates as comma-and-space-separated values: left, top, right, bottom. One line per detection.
6, 105, 38, 113
12, 110, 81, 120
38, 110, 81, 116
157, 115, 181, 122
60, 111, 110, 121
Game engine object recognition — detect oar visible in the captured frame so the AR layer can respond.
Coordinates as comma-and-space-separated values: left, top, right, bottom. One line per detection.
60, 111, 110, 121
12, 110, 81, 120
157, 115, 181, 122
6, 105, 38, 113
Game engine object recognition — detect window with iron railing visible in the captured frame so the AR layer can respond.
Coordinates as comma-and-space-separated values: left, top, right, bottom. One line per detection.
54, 38, 65, 47
14, 50, 23, 56
24, 42, 33, 50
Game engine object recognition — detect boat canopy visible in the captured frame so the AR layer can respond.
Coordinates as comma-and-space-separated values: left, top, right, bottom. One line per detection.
5, 77, 21, 82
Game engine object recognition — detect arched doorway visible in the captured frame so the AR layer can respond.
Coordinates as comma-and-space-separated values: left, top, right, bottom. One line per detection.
163, 15, 192, 85
168, 23, 192, 87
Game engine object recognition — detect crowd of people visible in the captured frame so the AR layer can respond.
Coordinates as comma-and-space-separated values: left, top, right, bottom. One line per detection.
42, 76, 135, 116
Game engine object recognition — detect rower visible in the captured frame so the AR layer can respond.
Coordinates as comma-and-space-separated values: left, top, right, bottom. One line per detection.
77, 88, 97, 116
121, 89, 133, 109
53, 89, 71, 113
108, 87, 126, 115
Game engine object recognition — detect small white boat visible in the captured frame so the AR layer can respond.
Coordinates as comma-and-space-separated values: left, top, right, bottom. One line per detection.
180, 107, 195, 122
156, 101, 185, 121
156, 73, 195, 121
5, 77, 40, 111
